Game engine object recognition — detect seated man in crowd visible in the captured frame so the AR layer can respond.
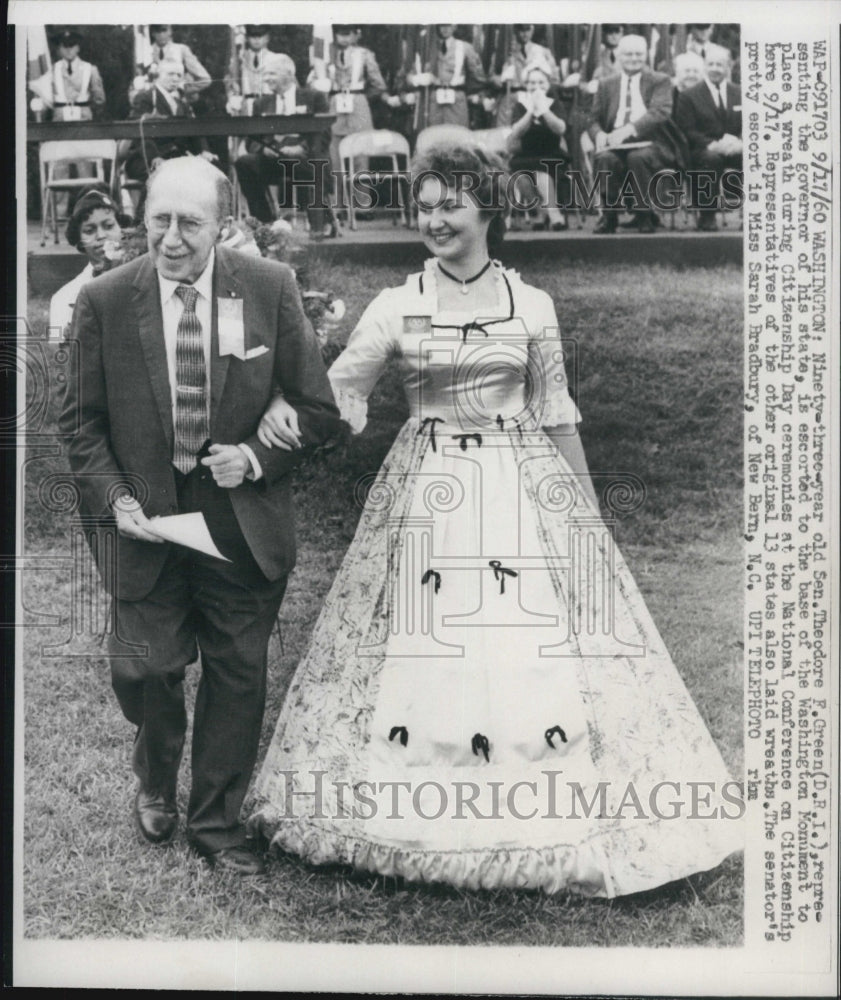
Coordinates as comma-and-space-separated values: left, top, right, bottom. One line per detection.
123, 59, 216, 212
234, 53, 332, 236
675, 44, 742, 231
672, 51, 705, 95
148, 23, 211, 97
588, 34, 683, 233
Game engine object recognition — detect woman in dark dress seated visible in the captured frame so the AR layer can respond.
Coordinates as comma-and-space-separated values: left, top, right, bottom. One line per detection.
507, 64, 570, 230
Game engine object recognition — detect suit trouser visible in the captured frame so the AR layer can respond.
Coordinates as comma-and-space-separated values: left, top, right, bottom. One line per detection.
594, 144, 675, 213
690, 148, 743, 215
109, 465, 287, 853
234, 152, 330, 228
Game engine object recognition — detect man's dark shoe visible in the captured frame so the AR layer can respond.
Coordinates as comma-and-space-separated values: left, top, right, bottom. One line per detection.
134, 788, 178, 845
202, 844, 267, 876
594, 214, 617, 234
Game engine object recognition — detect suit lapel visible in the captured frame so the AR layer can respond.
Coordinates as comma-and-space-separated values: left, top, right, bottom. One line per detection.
606, 76, 621, 129
209, 247, 243, 435
132, 256, 174, 452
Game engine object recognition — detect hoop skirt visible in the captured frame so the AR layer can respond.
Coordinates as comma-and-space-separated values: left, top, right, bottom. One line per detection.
248, 261, 742, 896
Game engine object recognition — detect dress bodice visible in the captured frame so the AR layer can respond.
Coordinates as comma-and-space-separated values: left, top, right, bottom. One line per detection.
328, 261, 580, 433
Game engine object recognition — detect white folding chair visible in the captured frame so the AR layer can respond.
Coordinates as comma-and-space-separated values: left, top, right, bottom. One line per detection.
470, 126, 512, 158
339, 130, 411, 230
413, 123, 472, 156
39, 140, 117, 245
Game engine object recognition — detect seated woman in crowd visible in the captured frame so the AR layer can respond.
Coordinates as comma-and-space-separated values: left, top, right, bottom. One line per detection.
48, 186, 131, 341
506, 64, 570, 230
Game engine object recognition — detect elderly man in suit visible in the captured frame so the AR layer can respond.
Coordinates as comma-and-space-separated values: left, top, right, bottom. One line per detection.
234, 53, 332, 236
148, 23, 211, 97
675, 44, 743, 231
60, 157, 341, 875
124, 60, 215, 177
588, 34, 682, 234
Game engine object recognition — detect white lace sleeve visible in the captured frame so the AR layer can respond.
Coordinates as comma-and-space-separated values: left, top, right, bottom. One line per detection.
327, 290, 397, 434
527, 292, 581, 427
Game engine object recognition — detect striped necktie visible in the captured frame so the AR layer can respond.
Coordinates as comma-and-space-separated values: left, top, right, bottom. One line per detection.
173, 285, 208, 473
621, 75, 634, 125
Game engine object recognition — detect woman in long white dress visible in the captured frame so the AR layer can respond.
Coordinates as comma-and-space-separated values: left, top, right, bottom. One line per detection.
248, 144, 742, 897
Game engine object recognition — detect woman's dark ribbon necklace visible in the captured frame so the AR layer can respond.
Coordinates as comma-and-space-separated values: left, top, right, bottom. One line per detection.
437, 259, 492, 295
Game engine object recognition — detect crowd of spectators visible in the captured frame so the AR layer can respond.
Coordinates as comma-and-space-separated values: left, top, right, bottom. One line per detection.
31, 23, 743, 238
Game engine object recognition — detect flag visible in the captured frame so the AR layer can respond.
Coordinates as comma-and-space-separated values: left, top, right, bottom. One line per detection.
27, 26, 53, 106
310, 24, 333, 79
581, 24, 600, 82
133, 24, 152, 71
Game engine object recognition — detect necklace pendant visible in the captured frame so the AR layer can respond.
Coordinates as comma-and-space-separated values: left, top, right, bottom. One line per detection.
460, 283, 469, 295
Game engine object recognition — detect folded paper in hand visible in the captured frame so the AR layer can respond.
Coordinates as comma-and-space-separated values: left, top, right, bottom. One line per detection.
148, 513, 231, 561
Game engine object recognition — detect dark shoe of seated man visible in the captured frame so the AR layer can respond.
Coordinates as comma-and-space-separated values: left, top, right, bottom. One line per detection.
594, 212, 618, 234
696, 211, 719, 231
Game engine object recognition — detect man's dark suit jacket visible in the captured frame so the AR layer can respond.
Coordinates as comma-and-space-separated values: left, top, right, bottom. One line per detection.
246, 88, 331, 159
126, 85, 205, 163
588, 68, 686, 167
675, 80, 742, 156
60, 246, 341, 601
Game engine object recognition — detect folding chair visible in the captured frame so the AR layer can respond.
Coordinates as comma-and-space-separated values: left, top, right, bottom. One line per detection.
339, 130, 411, 230
413, 123, 472, 156
470, 126, 512, 158
39, 140, 117, 245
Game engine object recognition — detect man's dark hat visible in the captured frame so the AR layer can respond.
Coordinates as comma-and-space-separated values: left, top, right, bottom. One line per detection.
149, 24, 171, 34
245, 25, 271, 36
601, 24, 623, 34
56, 30, 83, 48
66, 187, 133, 249
333, 24, 361, 33
513, 24, 534, 31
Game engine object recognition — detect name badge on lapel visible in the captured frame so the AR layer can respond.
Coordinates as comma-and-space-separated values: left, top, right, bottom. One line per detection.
403, 315, 432, 334
217, 297, 246, 358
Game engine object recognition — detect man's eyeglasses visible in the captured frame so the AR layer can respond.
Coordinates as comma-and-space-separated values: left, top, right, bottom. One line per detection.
148, 215, 213, 237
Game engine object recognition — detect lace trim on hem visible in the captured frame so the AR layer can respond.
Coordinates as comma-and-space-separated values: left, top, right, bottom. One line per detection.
247, 804, 742, 898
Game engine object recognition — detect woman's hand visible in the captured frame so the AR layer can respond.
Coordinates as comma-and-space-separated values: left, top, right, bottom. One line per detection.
257, 395, 303, 451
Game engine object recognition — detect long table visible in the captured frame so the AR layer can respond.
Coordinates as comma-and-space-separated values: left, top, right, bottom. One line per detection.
27, 113, 336, 143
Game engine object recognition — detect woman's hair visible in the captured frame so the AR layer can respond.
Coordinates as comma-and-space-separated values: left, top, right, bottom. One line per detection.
410, 143, 510, 257
65, 184, 132, 250
524, 63, 551, 85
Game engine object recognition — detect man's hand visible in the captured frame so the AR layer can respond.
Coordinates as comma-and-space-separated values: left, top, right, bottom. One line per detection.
594, 130, 609, 153
199, 150, 218, 162
201, 444, 251, 488
257, 396, 302, 451
112, 494, 165, 543
606, 124, 635, 147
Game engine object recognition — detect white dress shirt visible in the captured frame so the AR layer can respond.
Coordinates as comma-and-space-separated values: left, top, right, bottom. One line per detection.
157, 250, 262, 479
274, 85, 298, 115
614, 72, 647, 129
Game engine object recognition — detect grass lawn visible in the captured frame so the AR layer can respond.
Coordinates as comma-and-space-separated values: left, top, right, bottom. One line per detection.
21, 257, 744, 945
